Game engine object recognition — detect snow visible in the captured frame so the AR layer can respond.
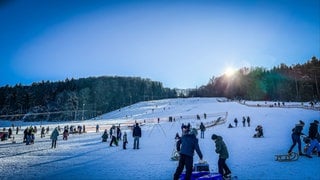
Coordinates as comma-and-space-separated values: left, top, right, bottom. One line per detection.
0, 97, 319, 180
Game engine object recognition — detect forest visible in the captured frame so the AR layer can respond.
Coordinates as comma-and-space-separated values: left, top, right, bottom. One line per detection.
0, 76, 177, 121
0, 56, 319, 121
189, 56, 320, 102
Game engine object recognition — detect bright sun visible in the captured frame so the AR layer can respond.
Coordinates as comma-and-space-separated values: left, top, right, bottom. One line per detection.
225, 67, 236, 77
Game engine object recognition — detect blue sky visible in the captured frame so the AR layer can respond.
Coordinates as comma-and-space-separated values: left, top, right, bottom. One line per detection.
0, 0, 319, 89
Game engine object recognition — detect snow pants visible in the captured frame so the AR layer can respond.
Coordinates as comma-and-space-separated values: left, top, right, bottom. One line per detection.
173, 154, 193, 180
51, 139, 57, 148
306, 139, 320, 156
110, 136, 118, 146
288, 134, 302, 153
218, 157, 231, 176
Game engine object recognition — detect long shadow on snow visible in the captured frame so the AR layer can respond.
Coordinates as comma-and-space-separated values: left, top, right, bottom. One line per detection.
0, 141, 26, 148
0, 148, 49, 159
29, 146, 107, 167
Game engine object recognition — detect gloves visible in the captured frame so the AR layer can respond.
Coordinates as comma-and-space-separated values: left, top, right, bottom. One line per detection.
198, 159, 206, 164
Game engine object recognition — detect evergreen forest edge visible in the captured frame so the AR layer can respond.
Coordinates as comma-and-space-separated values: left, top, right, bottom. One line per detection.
0, 56, 319, 121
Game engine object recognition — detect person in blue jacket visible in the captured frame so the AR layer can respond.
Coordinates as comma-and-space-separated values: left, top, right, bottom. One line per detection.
50, 127, 59, 148
173, 126, 203, 180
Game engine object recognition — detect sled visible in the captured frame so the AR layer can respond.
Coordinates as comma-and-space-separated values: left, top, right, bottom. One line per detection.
179, 171, 210, 180
197, 173, 223, 180
171, 150, 179, 161
275, 152, 299, 162
193, 162, 210, 172
171, 141, 180, 161
223, 175, 238, 180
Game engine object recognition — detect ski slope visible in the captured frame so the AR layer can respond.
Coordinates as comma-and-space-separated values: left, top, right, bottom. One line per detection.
0, 97, 319, 180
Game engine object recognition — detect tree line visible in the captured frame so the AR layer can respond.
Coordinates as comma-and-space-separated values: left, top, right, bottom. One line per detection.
0, 76, 178, 121
1, 57, 319, 121
189, 56, 320, 102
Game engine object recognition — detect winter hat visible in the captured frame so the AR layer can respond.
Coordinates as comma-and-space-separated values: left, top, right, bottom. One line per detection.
299, 120, 305, 125
211, 134, 218, 140
314, 120, 319, 124
190, 128, 198, 136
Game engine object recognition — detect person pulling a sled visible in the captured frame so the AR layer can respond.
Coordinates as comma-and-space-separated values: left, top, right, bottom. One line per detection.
288, 120, 305, 155
211, 134, 232, 179
173, 126, 203, 180
305, 120, 320, 158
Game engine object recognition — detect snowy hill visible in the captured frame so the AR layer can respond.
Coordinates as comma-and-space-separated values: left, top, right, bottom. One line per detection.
0, 97, 319, 180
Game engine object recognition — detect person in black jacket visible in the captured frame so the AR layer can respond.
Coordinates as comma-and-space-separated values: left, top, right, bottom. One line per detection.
133, 123, 141, 149
288, 120, 305, 155
306, 120, 320, 158
199, 122, 206, 139
173, 126, 203, 180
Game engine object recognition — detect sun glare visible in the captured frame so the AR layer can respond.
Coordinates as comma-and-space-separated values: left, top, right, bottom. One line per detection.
225, 67, 236, 77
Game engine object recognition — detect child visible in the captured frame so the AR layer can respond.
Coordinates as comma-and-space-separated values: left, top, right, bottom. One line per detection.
211, 134, 232, 178
123, 132, 128, 149
102, 129, 108, 142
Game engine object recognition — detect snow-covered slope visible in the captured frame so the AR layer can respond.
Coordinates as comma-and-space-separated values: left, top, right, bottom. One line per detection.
0, 97, 319, 180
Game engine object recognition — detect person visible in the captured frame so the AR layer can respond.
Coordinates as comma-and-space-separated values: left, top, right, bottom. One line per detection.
117, 126, 122, 141
181, 123, 185, 135
228, 123, 234, 128
8, 128, 12, 138
211, 134, 231, 178
123, 131, 128, 149
109, 125, 118, 146
173, 127, 203, 180
133, 123, 142, 149
288, 120, 305, 155
96, 124, 99, 133
175, 132, 181, 140
63, 128, 69, 140
247, 116, 251, 127
102, 129, 108, 142
253, 125, 264, 138
305, 120, 320, 158
200, 122, 206, 139
171, 133, 181, 161
234, 118, 238, 127
41, 127, 45, 138
50, 127, 59, 148
242, 117, 246, 127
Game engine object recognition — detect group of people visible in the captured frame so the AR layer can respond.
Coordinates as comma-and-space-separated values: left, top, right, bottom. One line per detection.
101, 123, 141, 150
228, 116, 251, 128
288, 120, 320, 158
233, 116, 251, 127
173, 124, 232, 180
173, 118, 320, 180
